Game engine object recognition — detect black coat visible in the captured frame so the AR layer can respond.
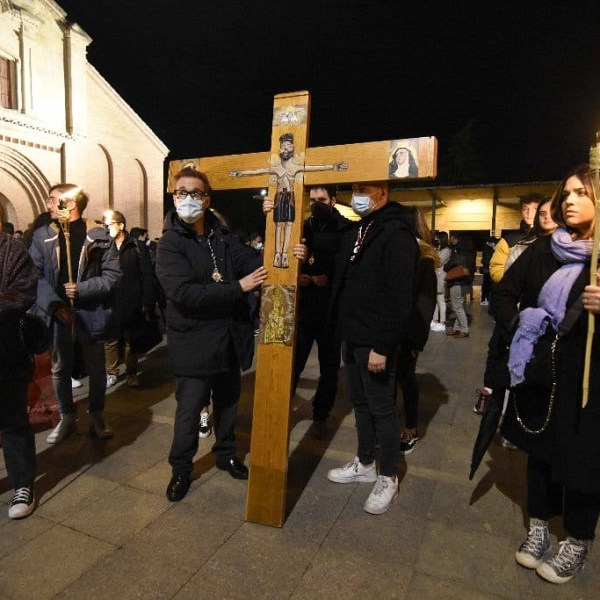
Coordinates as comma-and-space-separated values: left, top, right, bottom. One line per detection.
156, 210, 261, 376
330, 202, 418, 357
299, 208, 350, 327
0, 234, 37, 382
114, 233, 155, 330
495, 235, 600, 493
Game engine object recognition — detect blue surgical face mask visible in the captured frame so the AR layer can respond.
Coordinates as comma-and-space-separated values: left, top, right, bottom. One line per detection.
351, 193, 374, 217
254, 242, 264, 250
176, 195, 204, 223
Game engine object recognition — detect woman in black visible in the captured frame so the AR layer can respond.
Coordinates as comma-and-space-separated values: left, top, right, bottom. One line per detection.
494, 164, 600, 584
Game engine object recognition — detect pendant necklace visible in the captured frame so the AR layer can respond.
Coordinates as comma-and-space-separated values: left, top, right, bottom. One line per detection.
206, 237, 223, 282
350, 221, 374, 262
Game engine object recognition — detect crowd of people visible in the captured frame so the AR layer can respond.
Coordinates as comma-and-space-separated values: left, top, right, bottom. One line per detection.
2, 162, 600, 586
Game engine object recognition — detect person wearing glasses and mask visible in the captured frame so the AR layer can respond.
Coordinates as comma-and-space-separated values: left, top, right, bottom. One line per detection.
156, 167, 308, 502
327, 182, 418, 515
29, 184, 121, 443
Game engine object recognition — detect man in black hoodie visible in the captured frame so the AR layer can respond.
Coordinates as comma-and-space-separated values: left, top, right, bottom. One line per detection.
327, 181, 418, 515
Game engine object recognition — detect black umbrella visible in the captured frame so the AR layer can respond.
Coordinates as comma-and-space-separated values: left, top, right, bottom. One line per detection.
469, 389, 509, 480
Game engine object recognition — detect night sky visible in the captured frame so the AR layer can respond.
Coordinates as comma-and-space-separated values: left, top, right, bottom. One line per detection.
56, 1, 600, 185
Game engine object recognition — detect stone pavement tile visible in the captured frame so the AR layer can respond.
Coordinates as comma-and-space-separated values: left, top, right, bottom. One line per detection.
0, 512, 54, 560
406, 572, 501, 599
35, 473, 120, 523
0, 524, 114, 600
417, 402, 455, 430
55, 503, 243, 600
399, 422, 449, 472
182, 467, 249, 519
128, 458, 175, 495
60, 485, 170, 546
174, 522, 319, 600
293, 512, 423, 599
417, 520, 588, 599
429, 479, 524, 539
284, 456, 360, 543
93, 421, 171, 467
395, 473, 436, 522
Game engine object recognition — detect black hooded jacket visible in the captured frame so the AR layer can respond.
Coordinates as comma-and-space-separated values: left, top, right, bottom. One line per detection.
330, 202, 419, 357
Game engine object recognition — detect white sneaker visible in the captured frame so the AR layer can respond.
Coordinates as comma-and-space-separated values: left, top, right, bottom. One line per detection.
106, 374, 118, 389
46, 414, 77, 444
430, 323, 446, 332
71, 377, 82, 389
327, 456, 377, 483
198, 411, 212, 438
8, 487, 36, 519
363, 475, 399, 515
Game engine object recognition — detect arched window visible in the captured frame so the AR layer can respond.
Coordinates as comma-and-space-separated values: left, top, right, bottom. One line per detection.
0, 56, 15, 109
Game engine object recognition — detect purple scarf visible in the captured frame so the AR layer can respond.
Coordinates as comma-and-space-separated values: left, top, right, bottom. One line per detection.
508, 228, 593, 386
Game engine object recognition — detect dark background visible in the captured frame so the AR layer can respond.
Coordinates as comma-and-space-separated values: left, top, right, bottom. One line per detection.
55, 1, 600, 235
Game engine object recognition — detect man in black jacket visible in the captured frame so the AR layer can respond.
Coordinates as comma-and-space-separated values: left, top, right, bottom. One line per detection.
293, 185, 351, 432
29, 185, 121, 443
327, 181, 418, 515
156, 167, 268, 501
263, 186, 352, 432
102, 211, 156, 388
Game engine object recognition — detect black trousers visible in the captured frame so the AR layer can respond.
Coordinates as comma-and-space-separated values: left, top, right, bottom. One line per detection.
169, 368, 241, 477
0, 377, 36, 489
293, 319, 340, 420
343, 343, 399, 477
527, 455, 600, 540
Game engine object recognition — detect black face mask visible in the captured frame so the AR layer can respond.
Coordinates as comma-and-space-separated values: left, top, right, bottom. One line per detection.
310, 201, 332, 221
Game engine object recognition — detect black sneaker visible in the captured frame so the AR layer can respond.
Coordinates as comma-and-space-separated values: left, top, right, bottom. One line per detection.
8, 487, 36, 519
399, 431, 419, 455
198, 411, 212, 438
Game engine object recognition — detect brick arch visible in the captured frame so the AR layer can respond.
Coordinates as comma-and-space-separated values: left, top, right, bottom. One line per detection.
0, 143, 50, 228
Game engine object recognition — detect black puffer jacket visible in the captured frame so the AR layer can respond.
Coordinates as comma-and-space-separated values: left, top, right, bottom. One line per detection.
156, 209, 261, 376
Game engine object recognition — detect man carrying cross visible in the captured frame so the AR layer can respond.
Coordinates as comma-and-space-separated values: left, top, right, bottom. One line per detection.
327, 181, 418, 515
156, 166, 307, 502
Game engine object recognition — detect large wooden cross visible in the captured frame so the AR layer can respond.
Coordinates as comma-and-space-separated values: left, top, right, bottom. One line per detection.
168, 90, 437, 527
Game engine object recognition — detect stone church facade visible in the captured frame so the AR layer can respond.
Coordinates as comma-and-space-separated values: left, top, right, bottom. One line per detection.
0, 0, 168, 235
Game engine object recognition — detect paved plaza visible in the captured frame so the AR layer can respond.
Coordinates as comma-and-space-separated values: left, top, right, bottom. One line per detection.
1, 292, 599, 599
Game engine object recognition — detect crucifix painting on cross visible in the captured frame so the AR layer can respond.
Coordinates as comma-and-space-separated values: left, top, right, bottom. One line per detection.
229, 131, 348, 269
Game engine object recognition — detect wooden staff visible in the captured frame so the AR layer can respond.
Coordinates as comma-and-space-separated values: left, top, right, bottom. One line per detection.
57, 187, 81, 308
582, 138, 600, 407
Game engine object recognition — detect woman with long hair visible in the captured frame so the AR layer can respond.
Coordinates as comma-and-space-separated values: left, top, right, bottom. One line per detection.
494, 164, 600, 584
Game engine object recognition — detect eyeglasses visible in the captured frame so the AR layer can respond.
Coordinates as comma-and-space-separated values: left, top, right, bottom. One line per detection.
105, 222, 121, 226
173, 189, 210, 200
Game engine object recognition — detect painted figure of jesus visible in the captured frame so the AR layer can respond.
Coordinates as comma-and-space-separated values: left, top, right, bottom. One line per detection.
229, 133, 348, 268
